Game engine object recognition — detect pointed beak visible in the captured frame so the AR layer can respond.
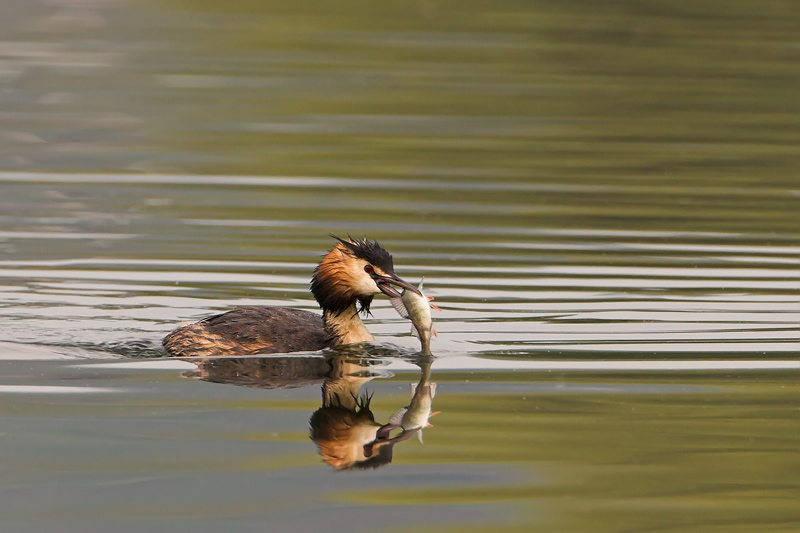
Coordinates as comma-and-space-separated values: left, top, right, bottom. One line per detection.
375, 274, 422, 298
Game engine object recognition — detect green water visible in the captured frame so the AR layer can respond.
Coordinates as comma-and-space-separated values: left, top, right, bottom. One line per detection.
1, 0, 799, 531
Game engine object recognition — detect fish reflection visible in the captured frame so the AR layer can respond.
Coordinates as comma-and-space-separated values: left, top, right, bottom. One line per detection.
183, 354, 438, 470
383, 363, 439, 444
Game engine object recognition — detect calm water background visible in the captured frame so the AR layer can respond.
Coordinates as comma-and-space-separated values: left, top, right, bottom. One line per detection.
1, 0, 799, 531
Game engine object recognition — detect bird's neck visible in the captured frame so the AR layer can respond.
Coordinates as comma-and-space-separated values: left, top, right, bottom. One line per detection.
323, 302, 375, 346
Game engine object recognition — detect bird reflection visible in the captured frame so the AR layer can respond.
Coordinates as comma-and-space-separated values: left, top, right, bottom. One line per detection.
182, 353, 438, 470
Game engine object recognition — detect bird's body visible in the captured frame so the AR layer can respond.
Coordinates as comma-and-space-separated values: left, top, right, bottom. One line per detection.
163, 236, 420, 357
163, 307, 327, 356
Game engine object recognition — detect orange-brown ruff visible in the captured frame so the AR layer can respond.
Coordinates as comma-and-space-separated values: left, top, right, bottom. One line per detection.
163, 236, 419, 357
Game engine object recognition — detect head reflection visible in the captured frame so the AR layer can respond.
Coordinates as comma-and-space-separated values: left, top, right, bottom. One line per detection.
309, 391, 391, 470
183, 354, 437, 471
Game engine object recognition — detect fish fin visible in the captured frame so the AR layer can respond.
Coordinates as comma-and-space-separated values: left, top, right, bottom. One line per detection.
430, 383, 437, 398
418, 277, 424, 291
388, 407, 407, 426
410, 382, 418, 395
417, 430, 424, 444
390, 297, 409, 318
432, 326, 438, 338
429, 302, 442, 312
427, 294, 442, 311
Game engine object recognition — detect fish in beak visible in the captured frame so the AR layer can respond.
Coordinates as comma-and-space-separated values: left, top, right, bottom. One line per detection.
374, 274, 423, 299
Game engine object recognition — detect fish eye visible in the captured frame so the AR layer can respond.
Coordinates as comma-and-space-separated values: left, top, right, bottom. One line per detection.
364, 264, 374, 274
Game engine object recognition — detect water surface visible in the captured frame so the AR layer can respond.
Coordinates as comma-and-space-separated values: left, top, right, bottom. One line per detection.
1, 0, 799, 531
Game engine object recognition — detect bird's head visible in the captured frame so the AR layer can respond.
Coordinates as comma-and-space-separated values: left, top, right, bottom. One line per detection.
311, 235, 421, 316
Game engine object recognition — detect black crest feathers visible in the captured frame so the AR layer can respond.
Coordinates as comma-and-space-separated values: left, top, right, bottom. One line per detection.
331, 235, 395, 275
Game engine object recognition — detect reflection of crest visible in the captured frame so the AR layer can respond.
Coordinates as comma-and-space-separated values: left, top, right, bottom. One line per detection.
182, 352, 439, 471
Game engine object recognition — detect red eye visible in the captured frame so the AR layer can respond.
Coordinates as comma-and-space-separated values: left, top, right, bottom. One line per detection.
364, 264, 374, 274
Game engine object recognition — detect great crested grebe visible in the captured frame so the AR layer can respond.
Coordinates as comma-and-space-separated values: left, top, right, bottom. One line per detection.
162, 236, 422, 357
